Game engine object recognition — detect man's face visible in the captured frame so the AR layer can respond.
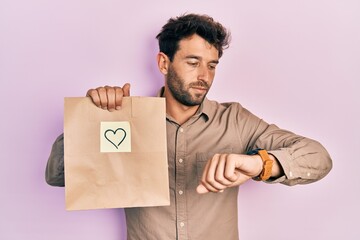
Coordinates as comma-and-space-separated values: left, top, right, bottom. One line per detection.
165, 34, 219, 106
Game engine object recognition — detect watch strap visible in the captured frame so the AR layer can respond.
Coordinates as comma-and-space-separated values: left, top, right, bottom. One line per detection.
247, 148, 273, 181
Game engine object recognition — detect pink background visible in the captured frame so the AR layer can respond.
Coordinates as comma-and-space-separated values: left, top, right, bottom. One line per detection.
1, 0, 359, 239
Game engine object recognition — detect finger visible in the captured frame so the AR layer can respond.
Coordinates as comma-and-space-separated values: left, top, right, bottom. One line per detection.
196, 184, 209, 194
122, 83, 131, 97
96, 87, 108, 110
105, 86, 116, 112
224, 155, 241, 182
199, 158, 219, 193
114, 86, 124, 110
201, 154, 227, 192
86, 89, 101, 108
229, 171, 251, 187
215, 154, 234, 186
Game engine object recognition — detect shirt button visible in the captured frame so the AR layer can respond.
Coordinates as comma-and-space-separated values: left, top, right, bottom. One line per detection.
289, 171, 293, 177
180, 222, 185, 227
178, 190, 183, 195
179, 127, 184, 133
179, 158, 183, 163
307, 172, 311, 177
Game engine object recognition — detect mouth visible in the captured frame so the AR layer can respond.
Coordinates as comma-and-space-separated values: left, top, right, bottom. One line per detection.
189, 81, 209, 92
191, 85, 208, 90
191, 86, 208, 93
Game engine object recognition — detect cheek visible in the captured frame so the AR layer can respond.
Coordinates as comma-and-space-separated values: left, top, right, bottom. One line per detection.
208, 71, 216, 82
209, 71, 215, 78
181, 70, 198, 83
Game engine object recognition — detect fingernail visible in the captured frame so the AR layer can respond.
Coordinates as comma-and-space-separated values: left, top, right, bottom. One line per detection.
219, 190, 224, 193
116, 106, 121, 110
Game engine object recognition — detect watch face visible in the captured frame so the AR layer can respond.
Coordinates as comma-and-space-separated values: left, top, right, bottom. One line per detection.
246, 148, 264, 155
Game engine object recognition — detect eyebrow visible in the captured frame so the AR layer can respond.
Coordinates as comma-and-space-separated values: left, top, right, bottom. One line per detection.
184, 55, 219, 64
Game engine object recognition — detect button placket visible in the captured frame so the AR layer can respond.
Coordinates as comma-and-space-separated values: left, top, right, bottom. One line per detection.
175, 126, 188, 239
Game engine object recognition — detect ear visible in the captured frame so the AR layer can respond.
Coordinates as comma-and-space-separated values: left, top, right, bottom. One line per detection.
157, 52, 170, 75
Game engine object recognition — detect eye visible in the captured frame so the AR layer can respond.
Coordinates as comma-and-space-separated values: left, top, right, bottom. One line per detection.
208, 64, 217, 70
187, 61, 199, 67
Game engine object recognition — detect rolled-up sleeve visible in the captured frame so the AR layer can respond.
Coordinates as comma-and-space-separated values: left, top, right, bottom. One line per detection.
254, 124, 332, 186
45, 134, 65, 187
238, 106, 333, 186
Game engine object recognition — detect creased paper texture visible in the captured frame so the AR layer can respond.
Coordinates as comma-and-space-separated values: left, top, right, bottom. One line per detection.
64, 97, 169, 210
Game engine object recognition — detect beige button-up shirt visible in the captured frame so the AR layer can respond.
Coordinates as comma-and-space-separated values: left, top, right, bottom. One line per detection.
46, 96, 332, 240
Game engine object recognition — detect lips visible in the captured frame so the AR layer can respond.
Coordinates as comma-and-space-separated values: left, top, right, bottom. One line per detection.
191, 86, 208, 91
189, 81, 209, 90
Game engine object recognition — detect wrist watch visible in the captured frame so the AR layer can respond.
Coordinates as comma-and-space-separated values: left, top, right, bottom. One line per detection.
247, 148, 273, 181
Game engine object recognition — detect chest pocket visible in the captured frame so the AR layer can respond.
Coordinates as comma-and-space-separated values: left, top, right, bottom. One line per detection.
195, 148, 233, 183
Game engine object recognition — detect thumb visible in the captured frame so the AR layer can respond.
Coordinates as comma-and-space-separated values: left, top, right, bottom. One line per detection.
122, 83, 131, 96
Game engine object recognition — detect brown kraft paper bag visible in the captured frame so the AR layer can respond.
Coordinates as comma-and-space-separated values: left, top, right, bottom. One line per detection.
64, 97, 170, 210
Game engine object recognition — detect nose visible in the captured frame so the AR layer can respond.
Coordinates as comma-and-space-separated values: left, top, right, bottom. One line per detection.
197, 64, 211, 82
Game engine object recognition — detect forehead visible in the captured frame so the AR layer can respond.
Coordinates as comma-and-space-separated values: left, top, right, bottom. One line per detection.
176, 34, 219, 60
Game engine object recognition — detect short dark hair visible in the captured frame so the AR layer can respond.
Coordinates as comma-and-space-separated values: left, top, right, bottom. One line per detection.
156, 13, 230, 61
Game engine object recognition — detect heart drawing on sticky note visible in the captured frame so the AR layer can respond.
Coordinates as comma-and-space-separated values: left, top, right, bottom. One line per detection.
104, 128, 127, 149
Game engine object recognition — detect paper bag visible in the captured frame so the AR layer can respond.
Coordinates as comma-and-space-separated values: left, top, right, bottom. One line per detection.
64, 97, 169, 210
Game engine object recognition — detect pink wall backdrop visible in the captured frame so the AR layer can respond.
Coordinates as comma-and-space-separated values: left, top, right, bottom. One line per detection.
1, 0, 359, 239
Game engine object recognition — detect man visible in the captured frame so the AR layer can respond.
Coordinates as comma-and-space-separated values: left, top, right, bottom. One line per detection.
46, 14, 332, 240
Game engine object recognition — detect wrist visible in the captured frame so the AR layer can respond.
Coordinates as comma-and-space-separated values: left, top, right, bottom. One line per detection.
269, 155, 284, 178
252, 155, 263, 178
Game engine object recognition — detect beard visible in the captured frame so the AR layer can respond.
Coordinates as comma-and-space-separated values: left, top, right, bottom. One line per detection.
166, 65, 210, 107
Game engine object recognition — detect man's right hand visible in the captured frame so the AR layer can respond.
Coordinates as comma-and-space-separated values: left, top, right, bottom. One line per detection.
86, 83, 131, 111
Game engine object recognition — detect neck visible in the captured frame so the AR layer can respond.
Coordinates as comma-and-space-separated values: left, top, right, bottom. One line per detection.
164, 90, 200, 125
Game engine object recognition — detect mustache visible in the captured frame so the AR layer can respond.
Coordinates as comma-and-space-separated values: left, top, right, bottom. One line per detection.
189, 81, 210, 89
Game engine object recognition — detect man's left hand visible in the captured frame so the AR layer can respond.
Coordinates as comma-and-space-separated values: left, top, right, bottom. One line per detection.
196, 153, 263, 194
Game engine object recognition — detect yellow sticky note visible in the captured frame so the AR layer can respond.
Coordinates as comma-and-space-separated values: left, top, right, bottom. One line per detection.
100, 121, 131, 152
